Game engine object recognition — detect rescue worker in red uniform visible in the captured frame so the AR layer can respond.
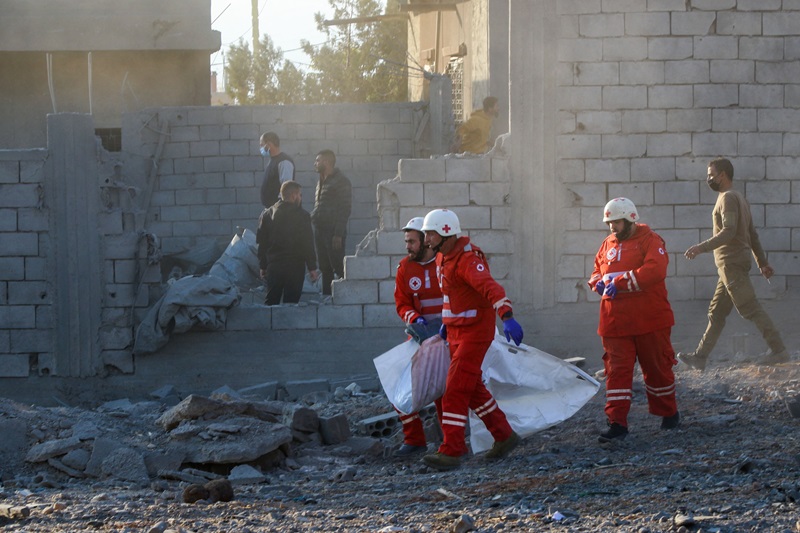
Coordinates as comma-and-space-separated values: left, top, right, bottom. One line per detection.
392, 217, 444, 457
420, 209, 523, 470
588, 198, 680, 442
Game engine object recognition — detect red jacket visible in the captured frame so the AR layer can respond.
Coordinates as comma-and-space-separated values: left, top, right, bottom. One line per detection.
437, 237, 513, 342
588, 224, 674, 337
395, 256, 443, 324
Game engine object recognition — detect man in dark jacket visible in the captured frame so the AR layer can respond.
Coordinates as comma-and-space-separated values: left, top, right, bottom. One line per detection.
259, 132, 295, 208
257, 181, 318, 305
311, 149, 352, 296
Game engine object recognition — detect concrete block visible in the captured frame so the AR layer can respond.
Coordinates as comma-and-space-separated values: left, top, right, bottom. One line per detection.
558, 38, 603, 62
344, 256, 391, 280
575, 62, 619, 86
162, 143, 191, 160
220, 140, 251, 156
0, 354, 28, 377
767, 157, 800, 180
25, 257, 48, 281
238, 381, 279, 401
357, 411, 400, 438
557, 159, 585, 183
175, 188, 205, 205
673, 205, 713, 229
159, 206, 191, 222
585, 159, 630, 182
766, 205, 800, 228
602, 37, 648, 61
738, 133, 783, 157
468, 231, 512, 255
646, 133, 692, 157
608, 182, 653, 207
378, 280, 396, 304
692, 133, 737, 157
355, 123, 385, 140
424, 182, 470, 206
234, 155, 265, 172
600, 134, 646, 158
271, 305, 317, 329
0, 208, 16, 231
648, 85, 693, 109
788, 37, 800, 61
556, 279, 581, 303
353, 155, 381, 172
647, 37, 693, 60
579, 14, 624, 37
10, 329, 52, 352
716, 12, 761, 36
621, 110, 665, 133
319, 414, 352, 445
756, 62, 800, 84
671, 12, 715, 36
763, 12, 800, 36
0, 184, 40, 208
558, 86, 603, 110
0, 330, 8, 351
0, 160, 19, 183
665, 60, 709, 84
317, 305, 363, 328
694, 36, 739, 60
190, 205, 220, 220
0, 233, 37, 256
363, 304, 400, 327
667, 109, 711, 133
445, 158, 491, 183
655, 182, 699, 205
739, 37, 783, 61
230, 124, 259, 140
695, 84, 739, 108
737, 0, 780, 9
758, 109, 800, 133
741, 85, 783, 110
376, 231, 406, 256
20, 159, 45, 183
619, 61, 664, 85
470, 183, 509, 206
225, 306, 271, 330
558, 135, 602, 159
204, 156, 234, 173
712, 109, 756, 133
602, 86, 647, 110
0, 257, 24, 280
631, 157, 677, 182
8, 281, 50, 304
172, 221, 205, 236
399, 159, 445, 183
576, 111, 622, 133
624, 12, 669, 35
562, 229, 609, 255
282, 379, 329, 402
564, 184, 607, 208
170, 126, 200, 142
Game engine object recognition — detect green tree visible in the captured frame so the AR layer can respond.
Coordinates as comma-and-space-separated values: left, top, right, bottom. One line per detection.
225, 35, 298, 104
301, 0, 407, 103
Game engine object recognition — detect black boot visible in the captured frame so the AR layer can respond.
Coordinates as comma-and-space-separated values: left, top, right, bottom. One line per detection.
598, 423, 628, 443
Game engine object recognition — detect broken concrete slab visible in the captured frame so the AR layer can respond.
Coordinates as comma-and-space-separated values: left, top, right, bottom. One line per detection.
60, 448, 91, 471
143, 450, 185, 478
228, 464, 265, 485
280, 379, 330, 402
100, 447, 149, 485
319, 414, 351, 446
156, 394, 280, 430
85, 438, 126, 477
25, 436, 83, 463
237, 381, 278, 401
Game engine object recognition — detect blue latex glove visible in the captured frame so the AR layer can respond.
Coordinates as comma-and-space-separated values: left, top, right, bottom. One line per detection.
594, 280, 605, 295
415, 316, 427, 325
439, 323, 447, 341
503, 318, 524, 346
604, 281, 617, 299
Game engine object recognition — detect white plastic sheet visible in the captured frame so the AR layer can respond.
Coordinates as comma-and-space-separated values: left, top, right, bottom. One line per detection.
468, 334, 600, 453
373, 335, 450, 415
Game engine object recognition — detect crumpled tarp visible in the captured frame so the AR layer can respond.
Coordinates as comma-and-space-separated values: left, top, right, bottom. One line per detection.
208, 229, 261, 289
133, 275, 241, 355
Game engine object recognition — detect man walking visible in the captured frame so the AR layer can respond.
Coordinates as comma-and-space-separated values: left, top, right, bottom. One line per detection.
259, 132, 295, 208
588, 198, 679, 443
679, 158, 790, 370
256, 181, 318, 305
311, 149, 352, 297
392, 216, 444, 457
420, 208, 523, 470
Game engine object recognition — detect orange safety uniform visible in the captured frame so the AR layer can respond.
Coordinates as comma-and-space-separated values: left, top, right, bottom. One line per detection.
436, 236, 514, 457
394, 256, 444, 446
588, 223, 677, 428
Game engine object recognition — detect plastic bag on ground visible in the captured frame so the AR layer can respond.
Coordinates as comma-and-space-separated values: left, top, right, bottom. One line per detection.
468, 333, 600, 453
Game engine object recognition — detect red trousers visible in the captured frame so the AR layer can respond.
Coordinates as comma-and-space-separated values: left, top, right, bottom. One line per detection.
395, 400, 442, 446
438, 338, 513, 456
601, 327, 677, 427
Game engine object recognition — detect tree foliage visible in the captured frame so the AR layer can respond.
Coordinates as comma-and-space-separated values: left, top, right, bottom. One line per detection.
224, 0, 407, 105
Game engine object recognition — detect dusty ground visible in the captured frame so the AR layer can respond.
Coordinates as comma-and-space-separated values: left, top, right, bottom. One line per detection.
1, 355, 800, 533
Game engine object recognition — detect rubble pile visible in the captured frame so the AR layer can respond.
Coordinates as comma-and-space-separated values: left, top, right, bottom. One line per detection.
1, 361, 800, 532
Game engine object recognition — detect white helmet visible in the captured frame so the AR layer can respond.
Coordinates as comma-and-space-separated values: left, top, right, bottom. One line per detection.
422, 209, 461, 237
603, 197, 639, 223
402, 217, 425, 232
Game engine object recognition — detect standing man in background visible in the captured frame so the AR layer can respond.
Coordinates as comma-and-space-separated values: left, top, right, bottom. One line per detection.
311, 149, 352, 297
457, 96, 499, 154
259, 132, 295, 208
680, 157, 790, 370
257, 181, 318, 305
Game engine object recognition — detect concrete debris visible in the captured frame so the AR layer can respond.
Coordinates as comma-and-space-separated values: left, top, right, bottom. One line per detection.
451, 514, 475, 533
228, 464, 266, 485
25, 436, 83, 463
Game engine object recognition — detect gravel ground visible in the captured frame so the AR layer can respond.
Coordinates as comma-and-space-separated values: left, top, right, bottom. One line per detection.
1, 357, 799, 533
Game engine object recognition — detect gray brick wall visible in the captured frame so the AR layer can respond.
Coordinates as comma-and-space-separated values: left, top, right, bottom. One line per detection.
555, 1, 800, 304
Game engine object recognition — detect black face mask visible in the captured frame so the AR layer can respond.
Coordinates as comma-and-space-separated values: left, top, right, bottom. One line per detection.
707, 178, 721, 192
615, 220, 634, 241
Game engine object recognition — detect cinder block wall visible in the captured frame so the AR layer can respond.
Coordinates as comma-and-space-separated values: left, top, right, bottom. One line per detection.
551, 1, 800, 305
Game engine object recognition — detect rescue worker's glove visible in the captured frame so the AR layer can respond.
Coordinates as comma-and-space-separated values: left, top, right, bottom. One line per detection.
603, 282, 618, 299
503, 318, 524, 346
439, 323, 447, 341
594, 280, 605, 294
415, 316, 428, 326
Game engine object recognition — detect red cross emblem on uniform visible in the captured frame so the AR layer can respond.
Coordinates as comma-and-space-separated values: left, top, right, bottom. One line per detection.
442, 224, 451, 234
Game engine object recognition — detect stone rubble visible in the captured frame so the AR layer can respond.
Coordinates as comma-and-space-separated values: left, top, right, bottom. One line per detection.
0, 360, 799, 531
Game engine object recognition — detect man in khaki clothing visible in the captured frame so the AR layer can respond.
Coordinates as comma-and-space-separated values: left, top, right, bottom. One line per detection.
679, 157, 790, 371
